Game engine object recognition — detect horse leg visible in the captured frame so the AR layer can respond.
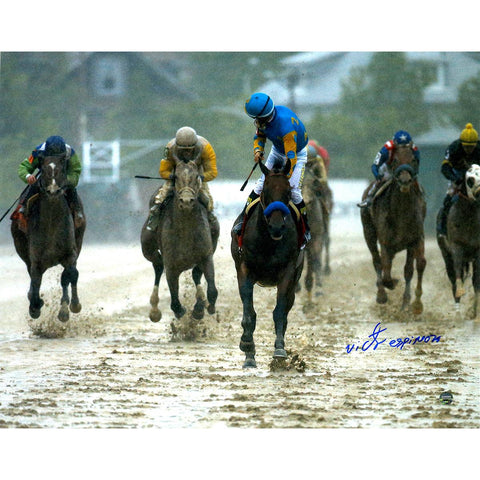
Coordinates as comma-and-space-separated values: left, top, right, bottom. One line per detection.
202, 257, 218, 315
238, 271, 257, 368
312, 237, 322, 289
451, 246, 466, 300
373, 245, 389, 304
304, 247, 314, 303
323, 220, 331, 275
191, 265, 206, 320
361, 211, 387, 303
69, 264, 81, 314
28, 264, 44, 319
165, 269, 186, 319
411, 241, 426, 315
149, 259, 164, 323
401, 248, 414, 311
472, 256, 480, 320
58, 265, 79, 322
272, 273, 296, 359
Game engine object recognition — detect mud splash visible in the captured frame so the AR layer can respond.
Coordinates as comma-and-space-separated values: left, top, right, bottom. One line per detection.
0, 232, 479, 429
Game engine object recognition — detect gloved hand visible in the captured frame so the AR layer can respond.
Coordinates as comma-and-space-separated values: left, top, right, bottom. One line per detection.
254, 151, 264, 163
26, 174, 37, 185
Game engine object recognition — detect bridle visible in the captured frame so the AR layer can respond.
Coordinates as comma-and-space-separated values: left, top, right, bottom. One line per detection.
38, 154, 68, 195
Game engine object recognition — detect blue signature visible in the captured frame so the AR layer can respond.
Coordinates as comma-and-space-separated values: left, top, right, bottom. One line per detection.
346, 322, 441, 353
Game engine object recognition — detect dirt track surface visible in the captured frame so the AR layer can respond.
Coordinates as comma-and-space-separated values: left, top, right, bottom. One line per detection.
0, 220, 479, 429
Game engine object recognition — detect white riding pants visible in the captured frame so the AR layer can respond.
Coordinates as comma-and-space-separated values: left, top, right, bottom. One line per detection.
253, 145, 307, 204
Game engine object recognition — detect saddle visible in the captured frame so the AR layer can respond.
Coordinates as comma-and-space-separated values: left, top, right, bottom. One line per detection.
11, 192, 84, 231
237, 197, 305, 249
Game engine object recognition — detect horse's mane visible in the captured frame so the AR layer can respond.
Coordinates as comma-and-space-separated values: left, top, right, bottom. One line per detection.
271, 158, 285, 173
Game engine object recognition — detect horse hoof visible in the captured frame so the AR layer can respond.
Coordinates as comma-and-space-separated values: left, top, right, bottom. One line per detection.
273, 348, 287, 359
383, 279, 398, 290
70, 302, 82, 314
376, 293, 388, 304
243, 358, 257, 368
411, 300, 423, 315
174, 307, 186, 319
207, 304, 216, 315
191, 308, 205, 320
58, 311, 69, 322
29, 308, 41, 319
149, 310, 162, 323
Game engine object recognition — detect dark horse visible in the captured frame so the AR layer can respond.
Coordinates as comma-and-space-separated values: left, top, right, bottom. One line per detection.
231, 159, 304, 368
141, 155, 219, 322
11, 155, 86, 321
300, 164, 333, 300
437, 164, 480, 319
360, 146, 426, 313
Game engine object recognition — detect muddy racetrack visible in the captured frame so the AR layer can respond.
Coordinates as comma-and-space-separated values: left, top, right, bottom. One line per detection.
1, 217, 479, 431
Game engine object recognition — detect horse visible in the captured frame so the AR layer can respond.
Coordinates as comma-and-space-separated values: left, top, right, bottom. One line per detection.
360, 146, 426, 313
300, 164, 333, 300
231, 159, 305, 368
437, 164, 480, 319
11, 154, 86, 321
141, 155, 219, 322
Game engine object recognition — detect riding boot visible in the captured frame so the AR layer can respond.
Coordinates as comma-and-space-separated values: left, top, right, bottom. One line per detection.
437, 194, 453, 237
66, 188, 84, 228
295, 200, 311, 248
232, 190, 260, 235
357, 180, 379, 208
146, 203, 162, 232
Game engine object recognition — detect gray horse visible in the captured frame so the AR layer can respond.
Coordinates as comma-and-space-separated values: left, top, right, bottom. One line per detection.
141, 156, 219, 322
437, 164, 480, 319
300, 162, 333, 301
11, 155, 86, 321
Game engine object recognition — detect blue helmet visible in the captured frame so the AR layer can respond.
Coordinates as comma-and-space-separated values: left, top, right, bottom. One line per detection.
245, 92, 275, 119
45, 135, 66, 155
393, 130, 412, 145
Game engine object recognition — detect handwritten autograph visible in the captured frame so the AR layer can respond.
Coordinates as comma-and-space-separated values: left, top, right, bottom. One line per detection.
346, 322, 441, 354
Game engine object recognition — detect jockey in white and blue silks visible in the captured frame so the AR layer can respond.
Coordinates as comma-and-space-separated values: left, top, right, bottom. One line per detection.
233, 92, 311, 246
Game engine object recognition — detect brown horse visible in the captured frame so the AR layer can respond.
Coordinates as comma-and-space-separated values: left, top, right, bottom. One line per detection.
437, 164, 480, 319
141, 156, 219, 322
300, 164, 333, 300
360, 146, 426, 313
11, 155, 86, 321
231, 159, 304, 368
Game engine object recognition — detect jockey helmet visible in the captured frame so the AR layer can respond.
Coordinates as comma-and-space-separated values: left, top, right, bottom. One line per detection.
45, 135, 66, 155
175, 126, 198, 149
307, 145, 318, 160
393, 130, 412, 146
460, 122, 479, 145
245, 92, 275, 119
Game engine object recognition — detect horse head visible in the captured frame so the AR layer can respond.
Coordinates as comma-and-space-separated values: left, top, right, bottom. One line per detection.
391, 146, 417, 193
259, 159, 292, 240
38, 154, 68, 195
465, 164, 480, 201
173, 156, 202, 211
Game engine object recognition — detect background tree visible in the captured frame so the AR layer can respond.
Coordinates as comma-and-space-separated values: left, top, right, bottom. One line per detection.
308, 52, 435, 178
451, 73, 480, 129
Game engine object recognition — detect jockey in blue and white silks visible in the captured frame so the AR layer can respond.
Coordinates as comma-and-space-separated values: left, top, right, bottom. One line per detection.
233, 92, 311, 247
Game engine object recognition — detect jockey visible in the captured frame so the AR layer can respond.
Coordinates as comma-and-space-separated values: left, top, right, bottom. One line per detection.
232, 92, 311, 246
358, 130, 420, 208
306, 144, 328, 193
146, 126, 218, 231
15, 135, 83, 232
437, 122, 480, 237
308, 139, 330, 174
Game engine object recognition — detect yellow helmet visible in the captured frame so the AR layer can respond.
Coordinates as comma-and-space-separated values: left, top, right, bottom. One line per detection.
460, 123, 479, 145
